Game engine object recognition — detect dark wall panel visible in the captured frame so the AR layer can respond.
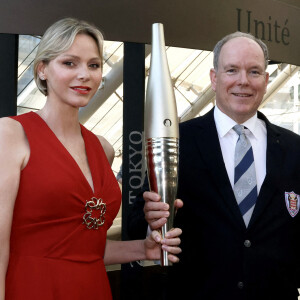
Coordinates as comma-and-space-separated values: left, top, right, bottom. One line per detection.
0, 34, 18, 117
0, 0, 299, 65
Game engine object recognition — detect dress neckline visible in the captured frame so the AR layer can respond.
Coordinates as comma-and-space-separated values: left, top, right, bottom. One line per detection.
30, 111, 96, 194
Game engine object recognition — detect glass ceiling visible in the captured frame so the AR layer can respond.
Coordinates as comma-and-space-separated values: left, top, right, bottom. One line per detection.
17, 35, 300, 180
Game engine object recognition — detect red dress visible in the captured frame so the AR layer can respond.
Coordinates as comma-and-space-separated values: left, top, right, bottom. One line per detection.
5, 112, 121, 299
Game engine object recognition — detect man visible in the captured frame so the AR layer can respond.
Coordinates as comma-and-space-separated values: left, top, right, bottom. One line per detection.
128, 32, 300, 300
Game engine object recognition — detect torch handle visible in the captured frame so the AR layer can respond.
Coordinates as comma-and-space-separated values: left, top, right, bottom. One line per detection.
146, 137, 179, 266
161, 223, 169, 266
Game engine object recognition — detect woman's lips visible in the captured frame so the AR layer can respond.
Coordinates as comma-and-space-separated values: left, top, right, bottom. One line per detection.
71, 86, 92, 94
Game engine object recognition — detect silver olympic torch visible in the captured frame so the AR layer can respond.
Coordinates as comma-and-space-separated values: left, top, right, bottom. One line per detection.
145, 23, 179, 266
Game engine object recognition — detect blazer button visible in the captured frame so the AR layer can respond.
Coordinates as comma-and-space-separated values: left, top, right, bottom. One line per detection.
237, 282, 244, 289
244, 240, 251, 247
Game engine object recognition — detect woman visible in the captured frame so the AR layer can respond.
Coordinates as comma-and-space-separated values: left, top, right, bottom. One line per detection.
0, 18, 181, 299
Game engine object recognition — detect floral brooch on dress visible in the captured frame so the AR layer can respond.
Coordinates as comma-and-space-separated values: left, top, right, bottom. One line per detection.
83, 197, 106, 229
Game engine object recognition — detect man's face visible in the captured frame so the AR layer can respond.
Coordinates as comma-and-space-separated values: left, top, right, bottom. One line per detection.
210, 37, 269, 124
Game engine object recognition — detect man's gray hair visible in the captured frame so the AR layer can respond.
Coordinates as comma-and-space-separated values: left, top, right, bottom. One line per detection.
213, 31, 269, 71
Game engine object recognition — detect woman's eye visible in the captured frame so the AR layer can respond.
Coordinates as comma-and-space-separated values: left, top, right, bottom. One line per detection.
63, 61, 74, 66
89, 63, 100, 69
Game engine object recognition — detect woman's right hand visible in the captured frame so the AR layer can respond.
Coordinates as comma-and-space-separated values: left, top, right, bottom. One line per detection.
144, 227, 182, 263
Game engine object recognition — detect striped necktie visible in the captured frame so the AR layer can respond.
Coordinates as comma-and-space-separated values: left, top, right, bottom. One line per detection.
233, 125, 257, 227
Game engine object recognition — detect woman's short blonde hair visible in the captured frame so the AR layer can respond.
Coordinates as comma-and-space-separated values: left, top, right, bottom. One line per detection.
33, 17, 104, 96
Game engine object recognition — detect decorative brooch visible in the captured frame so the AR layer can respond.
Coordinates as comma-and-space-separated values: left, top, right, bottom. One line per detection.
83, 197, 106, 229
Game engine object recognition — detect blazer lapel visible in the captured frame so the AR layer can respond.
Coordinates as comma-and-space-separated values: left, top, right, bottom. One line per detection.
248, 112, 283, 229
194, 109, 246, 229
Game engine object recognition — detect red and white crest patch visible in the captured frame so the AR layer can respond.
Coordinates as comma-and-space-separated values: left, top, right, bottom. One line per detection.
285, 191, 300, 217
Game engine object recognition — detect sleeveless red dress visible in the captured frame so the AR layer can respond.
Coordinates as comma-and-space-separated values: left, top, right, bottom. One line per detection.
5, 112, 121, 299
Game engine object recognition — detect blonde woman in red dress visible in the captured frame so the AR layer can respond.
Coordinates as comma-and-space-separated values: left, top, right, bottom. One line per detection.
0, 18, 182, 299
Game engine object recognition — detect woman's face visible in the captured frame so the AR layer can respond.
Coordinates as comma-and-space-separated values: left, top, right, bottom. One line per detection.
39, 33, 102, 108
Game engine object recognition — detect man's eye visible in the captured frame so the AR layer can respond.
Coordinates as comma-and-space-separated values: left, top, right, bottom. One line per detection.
249, 70, 262, 77
226, 69, 237, 74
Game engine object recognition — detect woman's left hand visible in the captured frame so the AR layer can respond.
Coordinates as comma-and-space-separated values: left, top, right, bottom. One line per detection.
144, 228, 182, 263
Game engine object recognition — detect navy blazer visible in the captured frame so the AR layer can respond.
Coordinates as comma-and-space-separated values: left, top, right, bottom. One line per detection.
128, 108, 300, 300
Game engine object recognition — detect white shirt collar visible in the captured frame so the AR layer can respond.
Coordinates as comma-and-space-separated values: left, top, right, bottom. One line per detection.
214, 105, 259, 139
